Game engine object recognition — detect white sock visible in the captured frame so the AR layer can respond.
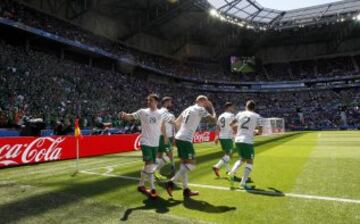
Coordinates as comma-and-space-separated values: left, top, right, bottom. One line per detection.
240, 164, 253, 186
156, 158, 165, 171
149, 173, 155, 190
183, 170, 189, 189
214, 159, 224, 168
182, 164, 196, 189
171, 164, 187, 182
146, 164, 157, 190
230, 160, 243, 175
138, 168, 146, 187
225, 162, 231, 173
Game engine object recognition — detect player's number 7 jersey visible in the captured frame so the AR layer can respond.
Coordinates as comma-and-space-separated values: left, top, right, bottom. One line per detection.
175, 105, 210, 142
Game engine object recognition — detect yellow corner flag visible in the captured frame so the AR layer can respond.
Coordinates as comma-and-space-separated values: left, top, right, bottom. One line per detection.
74, 119, 82, 139
73, 118, 82, 174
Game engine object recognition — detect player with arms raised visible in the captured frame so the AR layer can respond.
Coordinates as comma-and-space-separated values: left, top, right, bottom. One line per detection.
212, 102, 235, 177
155, 96, 176, 179
166, 95, 216, 198
120, 94, 169, 199
228, 100, 262, 190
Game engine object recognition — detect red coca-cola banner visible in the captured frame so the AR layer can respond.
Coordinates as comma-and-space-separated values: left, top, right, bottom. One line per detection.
193, 131, 216, 143
0, 131, 215, 168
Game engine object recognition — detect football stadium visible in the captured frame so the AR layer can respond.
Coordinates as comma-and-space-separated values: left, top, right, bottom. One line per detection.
0, 0, 360, 223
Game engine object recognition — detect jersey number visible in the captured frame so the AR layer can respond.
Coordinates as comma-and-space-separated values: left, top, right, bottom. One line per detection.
240, 116, 251, 130
220, 117, 226, 128
149, 117, 157, 124
184, 111, 191, 124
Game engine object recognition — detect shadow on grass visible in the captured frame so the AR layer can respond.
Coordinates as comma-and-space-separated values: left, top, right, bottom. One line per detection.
0, 133, 300, 223
191, 132, 305, 179
183, 197, 236, 213
215, 176, 254, 184
120, 197, 182, 221
204, 132, 304, 164
247, 187, 285, 197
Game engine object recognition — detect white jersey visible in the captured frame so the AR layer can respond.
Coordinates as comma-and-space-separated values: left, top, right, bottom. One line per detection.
234, 110, 262, 144
217, 112, 235, 139
175, 104, 210, 142
159, 107, 175, 137
132, 108, 168, 147
166, 113, 175, 137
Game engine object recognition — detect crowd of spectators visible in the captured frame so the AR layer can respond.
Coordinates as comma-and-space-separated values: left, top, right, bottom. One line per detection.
1, 41, 359, 134
1, 0, 360, 84
0, 1, 359, 134
263, 56, 358, 81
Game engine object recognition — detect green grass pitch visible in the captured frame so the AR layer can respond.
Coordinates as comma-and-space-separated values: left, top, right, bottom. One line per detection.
1, 131, 360, 224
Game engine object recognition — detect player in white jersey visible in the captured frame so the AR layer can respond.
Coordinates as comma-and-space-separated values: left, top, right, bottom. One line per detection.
212, 102, 235, 177
166, 95, 217, 198
155, 97, 176, 180
228, 100, 263, 190
120, 94, 169, 199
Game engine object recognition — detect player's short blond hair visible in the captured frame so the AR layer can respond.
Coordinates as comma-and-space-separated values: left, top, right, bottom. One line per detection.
196, 95, 208, 102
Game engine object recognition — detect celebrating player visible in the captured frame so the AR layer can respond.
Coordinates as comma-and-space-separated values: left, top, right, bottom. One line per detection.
155, 96, 176, 180
166, 95, 217, 198
119, 94, 169, 199
212, 102, 235, 177
228, 100, 262, 190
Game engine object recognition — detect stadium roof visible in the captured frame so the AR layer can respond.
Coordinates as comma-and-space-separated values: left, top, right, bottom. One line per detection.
207, 0, 283, 23
206, 0, 360, 28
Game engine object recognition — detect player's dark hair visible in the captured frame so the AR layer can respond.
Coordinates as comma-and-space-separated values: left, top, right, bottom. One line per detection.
225, 102, 233, 109
162, 96, 172, 105
147, 93, 159, 102
246, 100, 256, 111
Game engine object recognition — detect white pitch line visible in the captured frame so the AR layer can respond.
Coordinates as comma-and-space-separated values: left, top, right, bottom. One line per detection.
81, 170, 139, 181
104, 167, 114, 175
85, 159, 143, 171
3, 157, 138, 179
81, 146, 218, 172
80, 170, 360, 205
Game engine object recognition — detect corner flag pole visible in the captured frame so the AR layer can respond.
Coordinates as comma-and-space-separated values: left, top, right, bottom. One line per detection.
72, 118, 82, 176
76, 137, 80, 172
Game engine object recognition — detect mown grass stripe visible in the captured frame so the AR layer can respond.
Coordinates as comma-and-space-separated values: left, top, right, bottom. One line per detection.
80, 170, 360, 204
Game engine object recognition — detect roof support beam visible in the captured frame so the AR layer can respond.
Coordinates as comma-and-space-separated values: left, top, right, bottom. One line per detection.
245, 8, 263, 21
246, 0, 262, 11
219, 0, 243, 13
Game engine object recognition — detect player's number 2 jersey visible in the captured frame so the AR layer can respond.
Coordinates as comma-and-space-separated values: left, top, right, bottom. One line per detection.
234, 111, 262, 144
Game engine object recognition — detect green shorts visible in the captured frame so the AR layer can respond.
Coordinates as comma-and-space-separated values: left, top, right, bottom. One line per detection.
219, 139, 234, 154
141, 145, 158, 162
158, 136, 174, 153
175, 139, 195, 160
235, 143, 254, 160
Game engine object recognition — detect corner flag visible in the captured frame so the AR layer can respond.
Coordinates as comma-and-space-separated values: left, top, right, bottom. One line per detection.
74, 118, 82, 174
74, 119, 82, 139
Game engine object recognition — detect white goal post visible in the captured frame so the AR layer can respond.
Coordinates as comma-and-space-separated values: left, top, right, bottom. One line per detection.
261, 117, 285, 136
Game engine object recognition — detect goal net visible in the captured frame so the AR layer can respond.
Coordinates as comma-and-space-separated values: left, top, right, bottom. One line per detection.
261, 117, 285, 136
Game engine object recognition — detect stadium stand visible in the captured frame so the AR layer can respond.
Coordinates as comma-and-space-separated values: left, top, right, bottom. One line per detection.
1, 41, 359, 132
0, 0, 360, 134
